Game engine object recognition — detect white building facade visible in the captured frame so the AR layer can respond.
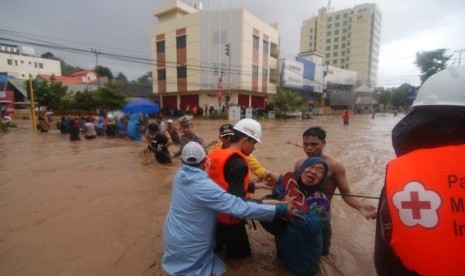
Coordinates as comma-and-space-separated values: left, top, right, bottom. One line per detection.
300, 3, 381, 88
0, 44, 61, 80
152, 1, 279, 112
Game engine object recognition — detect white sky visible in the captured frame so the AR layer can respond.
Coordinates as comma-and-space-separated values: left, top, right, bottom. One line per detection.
1, 0, 464, 87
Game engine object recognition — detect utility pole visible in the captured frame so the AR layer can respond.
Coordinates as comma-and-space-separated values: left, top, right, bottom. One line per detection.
91, 48, 100, 87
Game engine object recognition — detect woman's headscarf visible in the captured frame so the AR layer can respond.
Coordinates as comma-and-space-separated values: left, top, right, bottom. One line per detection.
294, 157, 329, 193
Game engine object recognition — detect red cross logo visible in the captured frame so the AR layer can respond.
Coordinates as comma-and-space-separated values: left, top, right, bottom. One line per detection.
400, 191, 432, 219
392, 182, 441, 228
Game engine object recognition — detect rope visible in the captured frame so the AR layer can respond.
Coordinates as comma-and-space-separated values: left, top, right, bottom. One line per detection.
330, 193, 380, 200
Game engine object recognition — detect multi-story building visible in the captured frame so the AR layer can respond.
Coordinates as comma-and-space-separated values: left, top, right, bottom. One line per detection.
300, 3, 381, 88
0, 43, 61, 80
152, 1, 279, 112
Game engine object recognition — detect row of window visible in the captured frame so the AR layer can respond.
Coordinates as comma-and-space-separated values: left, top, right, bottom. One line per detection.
327, 12, 353, 22
6, 59, 44, 69
156, 35, 187, 54
157, 66, 269, 80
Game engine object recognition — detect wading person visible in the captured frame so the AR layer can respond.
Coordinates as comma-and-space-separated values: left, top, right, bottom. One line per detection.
162, 142, 299, 276
146, 123, 172, 164
374, 66, 465, 275
209, 124, 276, 181
294, 126, 377, 255
262, 157, 330, 276
206, 119, 272, 259
172, 115, 206, 158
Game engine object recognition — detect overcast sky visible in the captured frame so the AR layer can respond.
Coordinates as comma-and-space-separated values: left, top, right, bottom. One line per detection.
1, 0, 464, 87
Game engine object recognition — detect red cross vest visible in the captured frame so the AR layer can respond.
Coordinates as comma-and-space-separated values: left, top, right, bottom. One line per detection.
206, 148, 250, 225
385, 144, 465, 276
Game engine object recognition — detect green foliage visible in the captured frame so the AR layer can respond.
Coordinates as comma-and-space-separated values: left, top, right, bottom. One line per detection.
115, 72, 128, 84
60, 60, 80, 76
34, 77, 69, 110
73, 90, 98, 111
92, 81, 128, 113
377, 91, 391, 111
130, 71, 152, 87
271, 90, 306, 118
94, 65, 114, 81
415, 49, 451, 84
390, 83, 415, 109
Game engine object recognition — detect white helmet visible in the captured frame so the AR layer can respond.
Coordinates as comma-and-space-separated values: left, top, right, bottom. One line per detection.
412, 66, 465, 107
233, 118, 262, 143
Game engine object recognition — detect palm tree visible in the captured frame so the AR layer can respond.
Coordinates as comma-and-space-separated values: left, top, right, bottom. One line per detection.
271, 90, 306, 118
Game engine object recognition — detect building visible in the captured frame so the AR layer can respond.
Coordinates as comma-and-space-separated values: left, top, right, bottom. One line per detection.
152, 1, 279, 113
38, 70, 104, 93
279, 52, 357, 114
300, 3, 381, 88
0, 43, 61, 80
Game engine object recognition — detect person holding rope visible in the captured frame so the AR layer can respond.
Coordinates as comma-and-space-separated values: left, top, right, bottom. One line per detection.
293, 126, 377, 255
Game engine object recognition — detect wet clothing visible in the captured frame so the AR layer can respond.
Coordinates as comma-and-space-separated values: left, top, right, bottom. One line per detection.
375, 107, 465, 276
68, 122, 80, 141
162, 164, 285, 276
149, 133, 171, 164
262, 157, 330, 276
207, 148, 250, 225
210, 152, 255, 259
174, 133, 206, 157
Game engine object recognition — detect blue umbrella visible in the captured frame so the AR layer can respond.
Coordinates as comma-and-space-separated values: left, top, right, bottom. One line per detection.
123, 99, 160, 114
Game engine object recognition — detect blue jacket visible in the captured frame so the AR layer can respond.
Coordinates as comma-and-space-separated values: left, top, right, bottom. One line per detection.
162, 164, 279, 276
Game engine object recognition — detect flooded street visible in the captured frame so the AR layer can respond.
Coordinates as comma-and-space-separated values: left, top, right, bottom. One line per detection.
0, 113, 401, 276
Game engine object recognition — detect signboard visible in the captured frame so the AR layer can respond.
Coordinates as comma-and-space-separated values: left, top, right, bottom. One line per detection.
245, 108, 253, 119
229, 106, 241, 122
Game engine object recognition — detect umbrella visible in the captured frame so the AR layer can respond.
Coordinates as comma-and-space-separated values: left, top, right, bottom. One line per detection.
123, 99, 160, 114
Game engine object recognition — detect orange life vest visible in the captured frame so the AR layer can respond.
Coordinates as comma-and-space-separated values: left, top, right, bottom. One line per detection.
206, 148, 250, 225
385, 144, 465, 276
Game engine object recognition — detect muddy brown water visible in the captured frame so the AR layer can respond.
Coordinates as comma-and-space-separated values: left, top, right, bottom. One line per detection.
0, 114, 401, 276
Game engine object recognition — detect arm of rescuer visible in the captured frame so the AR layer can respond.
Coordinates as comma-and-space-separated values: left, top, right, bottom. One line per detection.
331, 158, 377, 219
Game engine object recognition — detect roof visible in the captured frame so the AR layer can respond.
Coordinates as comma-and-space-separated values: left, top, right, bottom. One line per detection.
69, 70, 95, 77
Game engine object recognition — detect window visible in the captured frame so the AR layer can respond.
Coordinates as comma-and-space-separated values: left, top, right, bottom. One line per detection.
342, 43, 346, 49
252, 65, 259, 78
156, 41, 165, 53
326, 24, 332, 29
333, 45, 339, 50
340, 58, 345, 63
334, 30, 339, 35
333, 37, 339, 42
157, 69, 166, 80
335, 22, 340, 27
7, 59, 12, 65
262, 68, 268, 80
253, 36, 259, 49
335, 14, 340, 20
39, 63, 43, 69
333, 59, 337, 64
325, 53, 330, 58
326, 38, 331, 44
333, 52, 338, 57
177, 66, 187, 78
263, 41, 269, 53
309, 28, 313, 33
326, 46, 331, 51
176, 35, 186, 49
326, 31, 331, 36
327, 16, 332, 21
15, 60, 18, 66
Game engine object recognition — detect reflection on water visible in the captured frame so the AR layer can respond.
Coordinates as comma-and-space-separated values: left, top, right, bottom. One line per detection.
0, 114, 402, 276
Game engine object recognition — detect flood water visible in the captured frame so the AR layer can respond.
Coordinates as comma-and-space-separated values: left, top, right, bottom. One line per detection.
0, 113, 401, 276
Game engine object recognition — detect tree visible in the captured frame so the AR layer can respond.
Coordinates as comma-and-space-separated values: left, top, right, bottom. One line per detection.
94, 65, 114, 81
415, 49, 451, 84
377, 91, 391, 111
60, 60, 80, 76
131, 71, 152, 87
92, 81, 128, 113
115, 72, 128, 84
73, 90, 97, 111
33, 76, 69, 110
271, 90, 306, 118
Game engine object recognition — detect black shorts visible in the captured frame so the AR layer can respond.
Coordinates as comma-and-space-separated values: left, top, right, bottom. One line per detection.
215, 221, 251, 259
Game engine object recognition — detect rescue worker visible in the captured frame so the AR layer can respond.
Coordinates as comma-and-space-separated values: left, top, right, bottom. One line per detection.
209, 124, 276, 181
374, 66, 465, 275
206, 118, 270, 259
